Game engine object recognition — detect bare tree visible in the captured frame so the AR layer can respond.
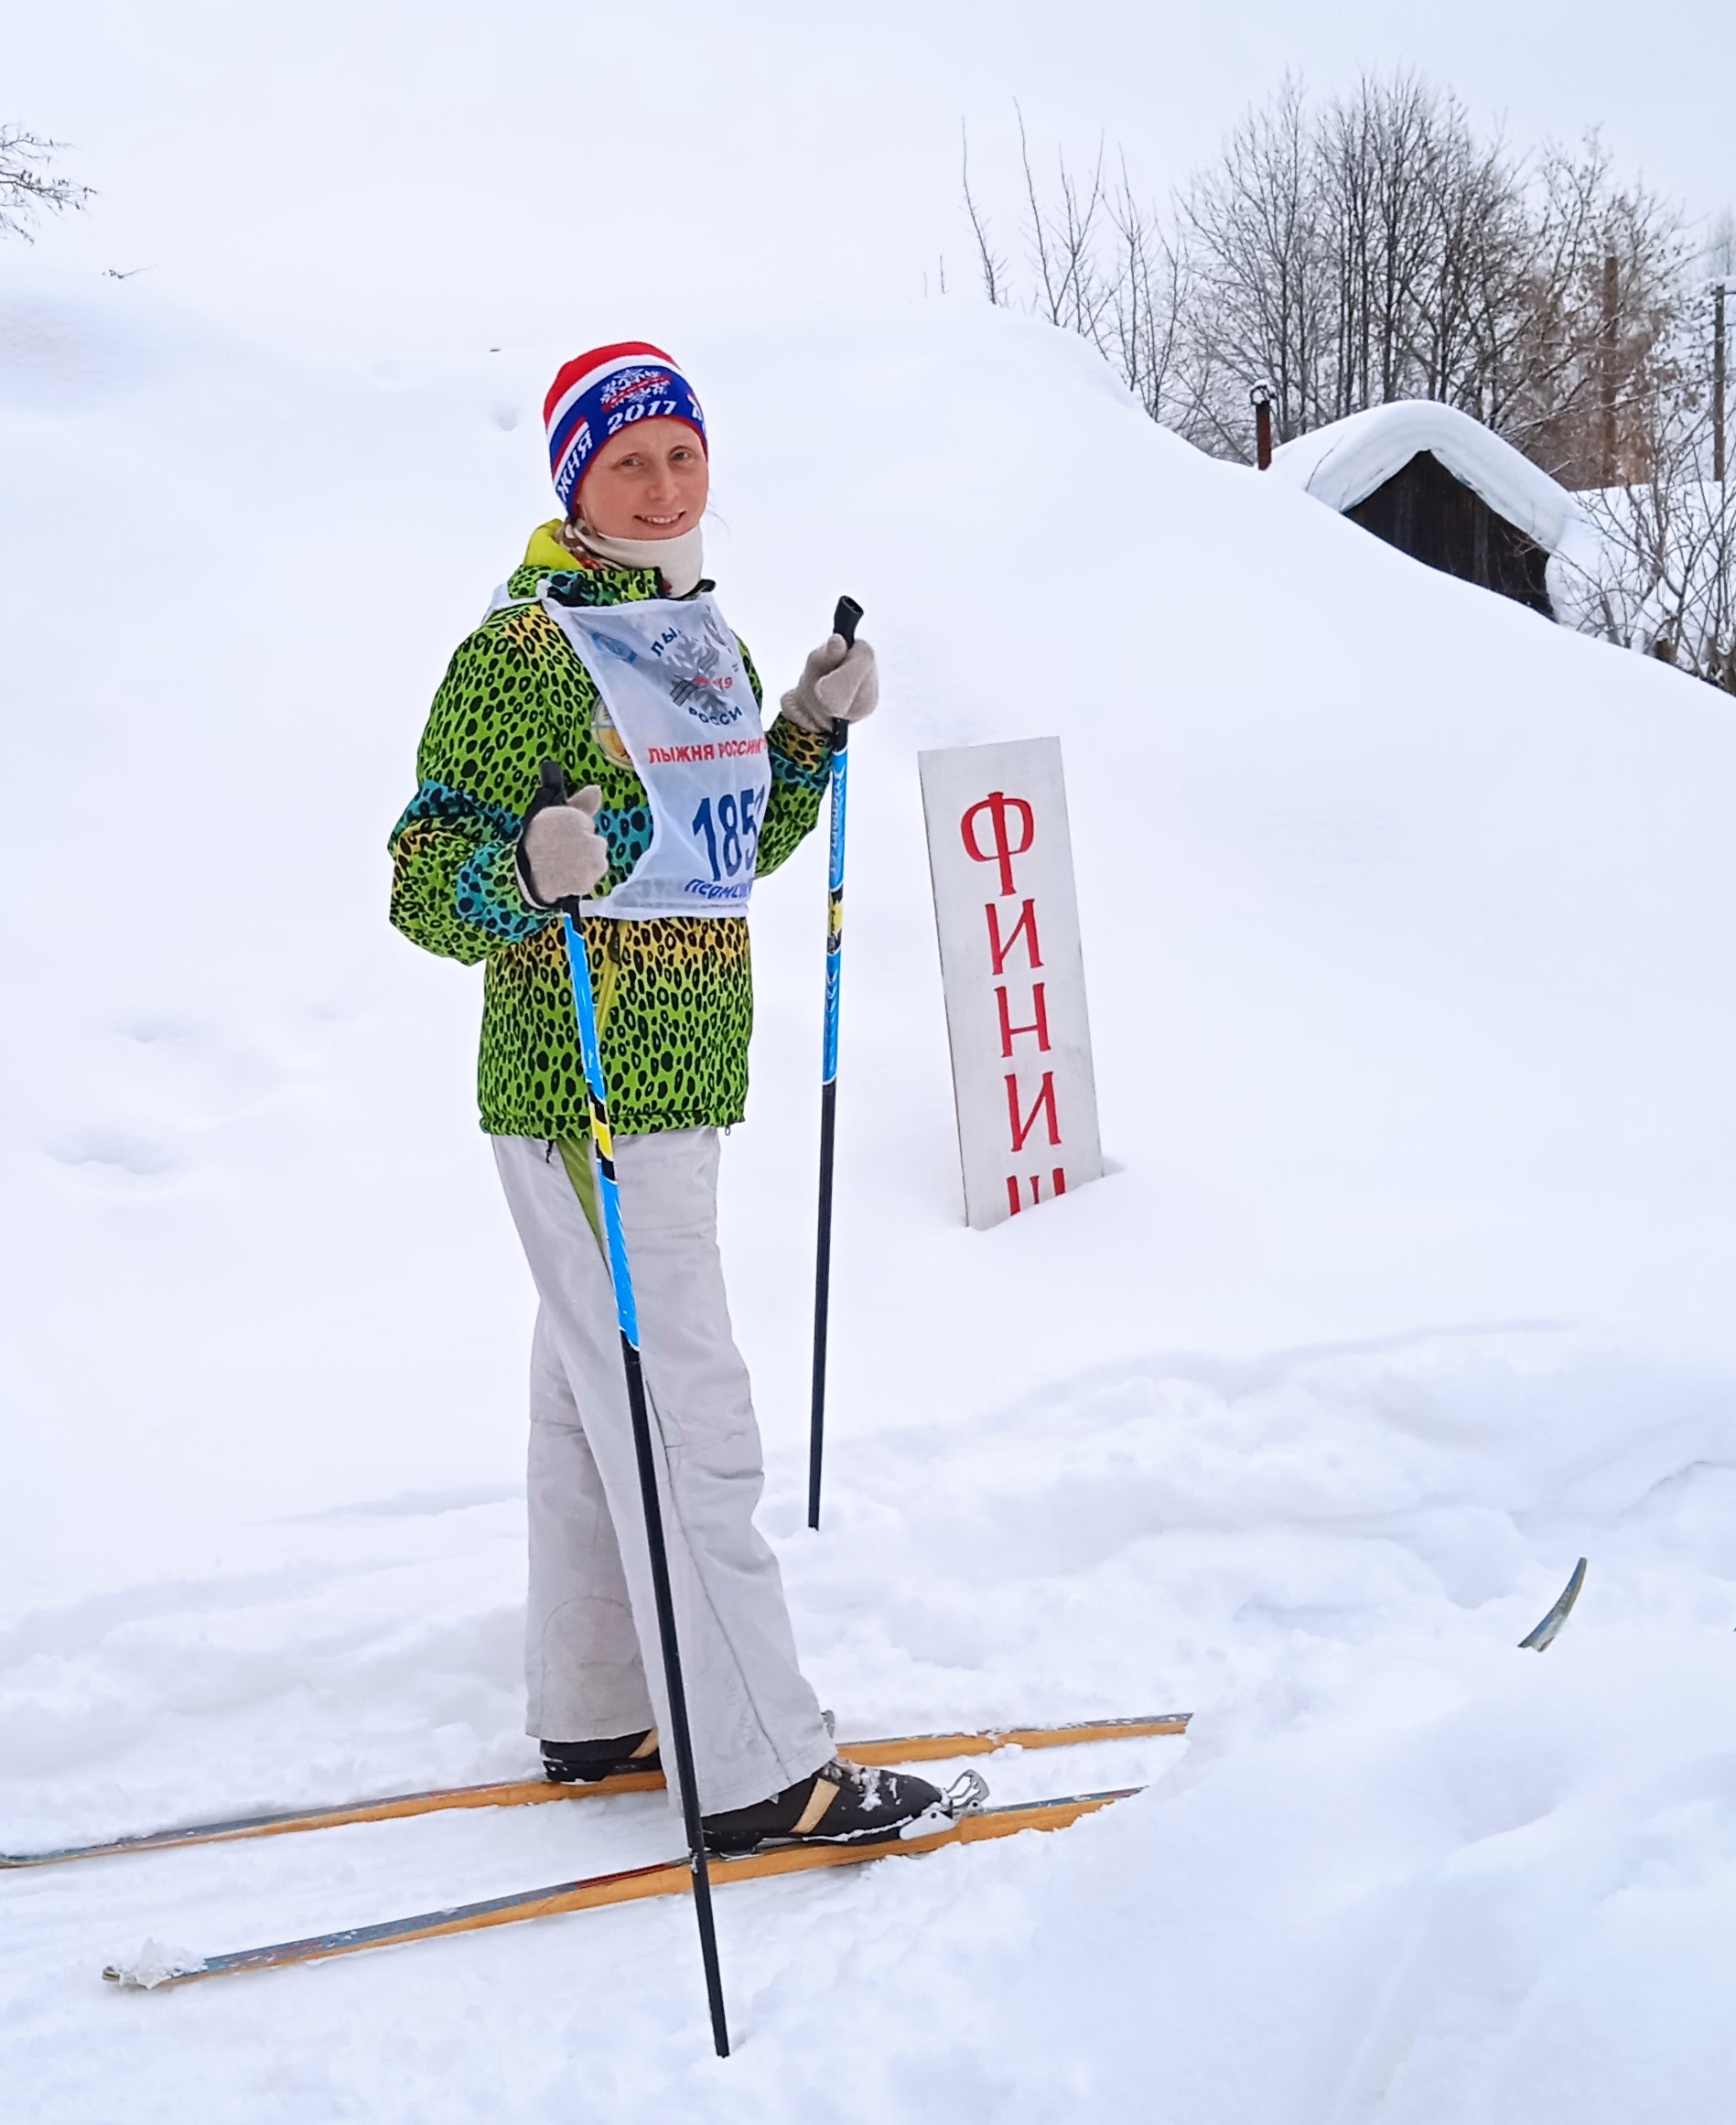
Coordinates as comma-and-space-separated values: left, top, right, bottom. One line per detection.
1314, 72, 1459, 417
1179, 77, 1323, 451
1, 125, 91, 241
1176, 77, 1528, 450
961, 79, 1690, 479
961, 119, 1206, 432
1560, 397, 1736, 692
1510, 141, 1688, 484
1175, 86, 1688, 472
1013, 109, 1116, 345
1102, 160, 1201, 428
955, 79, 1731, 690
962, 124, 1009, 308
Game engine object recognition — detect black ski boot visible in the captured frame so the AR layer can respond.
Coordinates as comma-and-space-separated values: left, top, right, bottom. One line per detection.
540, 1728, 661, 1784
701, 1758, 962, 1854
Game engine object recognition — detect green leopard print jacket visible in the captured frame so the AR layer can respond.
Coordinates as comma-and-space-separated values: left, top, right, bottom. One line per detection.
389, 534, 832, 1138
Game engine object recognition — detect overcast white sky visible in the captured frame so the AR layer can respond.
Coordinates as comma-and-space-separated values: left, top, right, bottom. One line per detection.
7, 0, 1733, 355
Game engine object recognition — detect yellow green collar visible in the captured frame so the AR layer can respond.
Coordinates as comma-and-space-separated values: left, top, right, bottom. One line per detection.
523, 519, 580, 572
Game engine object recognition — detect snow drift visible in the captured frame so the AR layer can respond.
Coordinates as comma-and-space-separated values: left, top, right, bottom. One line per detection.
4, 259, 1736, 2122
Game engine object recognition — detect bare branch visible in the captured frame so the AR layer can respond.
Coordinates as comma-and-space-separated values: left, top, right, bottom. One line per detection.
961, 123, 1008, 307
0, 125, 92, 243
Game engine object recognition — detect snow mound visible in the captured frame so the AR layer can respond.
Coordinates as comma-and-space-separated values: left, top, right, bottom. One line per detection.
108, 1940, 205, 1990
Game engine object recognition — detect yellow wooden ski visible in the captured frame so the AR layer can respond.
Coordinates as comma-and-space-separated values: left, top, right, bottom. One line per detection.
103, 1785, 1142, 1990
8, 1712, 1186, 1870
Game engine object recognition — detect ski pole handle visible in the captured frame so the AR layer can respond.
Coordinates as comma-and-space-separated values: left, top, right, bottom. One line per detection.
530, 759, 591, 918
829, 597, 862, 759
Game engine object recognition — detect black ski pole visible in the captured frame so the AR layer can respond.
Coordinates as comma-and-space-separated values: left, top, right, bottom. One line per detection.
538, 760, 731, 2058
808, 595, 863, 1532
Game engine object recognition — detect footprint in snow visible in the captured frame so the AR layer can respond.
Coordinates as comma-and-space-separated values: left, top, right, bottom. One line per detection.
46, 1129, 176, 1178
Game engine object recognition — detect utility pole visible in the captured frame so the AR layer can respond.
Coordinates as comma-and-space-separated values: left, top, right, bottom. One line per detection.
1601, 248, 1620, 485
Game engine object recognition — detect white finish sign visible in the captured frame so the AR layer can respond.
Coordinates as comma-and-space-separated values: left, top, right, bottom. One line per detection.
919, 739, 1104, 1231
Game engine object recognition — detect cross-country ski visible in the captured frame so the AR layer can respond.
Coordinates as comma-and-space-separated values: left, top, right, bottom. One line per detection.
6, 8, 1736, 2117
4, 1715, 1188, 1870
102, 1785, 1132, 1991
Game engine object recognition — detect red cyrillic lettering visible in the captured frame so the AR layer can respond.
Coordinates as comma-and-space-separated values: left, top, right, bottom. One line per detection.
986, 899, 1043, 975
1005, 1071, 1061, 1151
996, 981, 1051, 1057
961, 792, 1035, 896
1006, 1167, 1068, 1215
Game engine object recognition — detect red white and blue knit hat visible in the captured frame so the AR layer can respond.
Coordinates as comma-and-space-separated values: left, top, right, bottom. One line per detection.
544, 343, 707, 514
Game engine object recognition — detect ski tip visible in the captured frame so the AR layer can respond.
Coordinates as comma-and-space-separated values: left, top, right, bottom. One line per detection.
102, 1940, 208, 1990
1519, 1557, 1588, 1651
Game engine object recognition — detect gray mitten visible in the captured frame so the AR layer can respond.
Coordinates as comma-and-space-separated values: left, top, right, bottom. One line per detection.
780, 633, 879, 735
518, 784, 609, 908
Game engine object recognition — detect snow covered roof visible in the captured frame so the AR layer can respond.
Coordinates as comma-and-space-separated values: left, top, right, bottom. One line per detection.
1268, 399, 1585, 557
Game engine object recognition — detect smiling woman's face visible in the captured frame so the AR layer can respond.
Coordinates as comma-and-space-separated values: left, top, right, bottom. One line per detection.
576, 418, 709, 542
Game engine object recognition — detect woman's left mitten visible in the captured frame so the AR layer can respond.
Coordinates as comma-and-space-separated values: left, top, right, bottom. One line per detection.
780, 633, 879, 734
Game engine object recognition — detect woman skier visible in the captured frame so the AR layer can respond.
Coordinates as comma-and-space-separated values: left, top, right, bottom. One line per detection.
389, 342, 943, 1851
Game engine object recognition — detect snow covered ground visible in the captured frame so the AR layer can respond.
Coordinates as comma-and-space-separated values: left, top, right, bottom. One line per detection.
5, 255, 1736, 2120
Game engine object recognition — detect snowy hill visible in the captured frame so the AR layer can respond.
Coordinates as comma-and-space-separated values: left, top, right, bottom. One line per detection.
5, 260, 1736, 2120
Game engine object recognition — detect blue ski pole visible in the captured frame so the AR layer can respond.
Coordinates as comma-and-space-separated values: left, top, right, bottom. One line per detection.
535, 759, 730, 2060
807, 594, 863, 1532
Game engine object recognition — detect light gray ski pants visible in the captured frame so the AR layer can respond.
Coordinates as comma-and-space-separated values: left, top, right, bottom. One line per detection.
492, 1128, 833, 1817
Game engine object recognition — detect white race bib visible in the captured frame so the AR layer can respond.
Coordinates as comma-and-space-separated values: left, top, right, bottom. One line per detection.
539, 590, 773, 920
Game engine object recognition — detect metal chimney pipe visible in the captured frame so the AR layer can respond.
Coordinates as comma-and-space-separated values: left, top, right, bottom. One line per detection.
1250, 385, 1274, 470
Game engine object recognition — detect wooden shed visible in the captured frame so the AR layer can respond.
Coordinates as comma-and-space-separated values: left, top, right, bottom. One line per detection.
1267, 402, 1584, 620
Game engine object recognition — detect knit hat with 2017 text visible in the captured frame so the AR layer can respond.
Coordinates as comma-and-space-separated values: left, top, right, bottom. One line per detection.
543, 344, 707, 514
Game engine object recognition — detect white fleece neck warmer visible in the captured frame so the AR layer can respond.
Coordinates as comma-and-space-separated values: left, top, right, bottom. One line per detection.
563, 516, 706, 597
